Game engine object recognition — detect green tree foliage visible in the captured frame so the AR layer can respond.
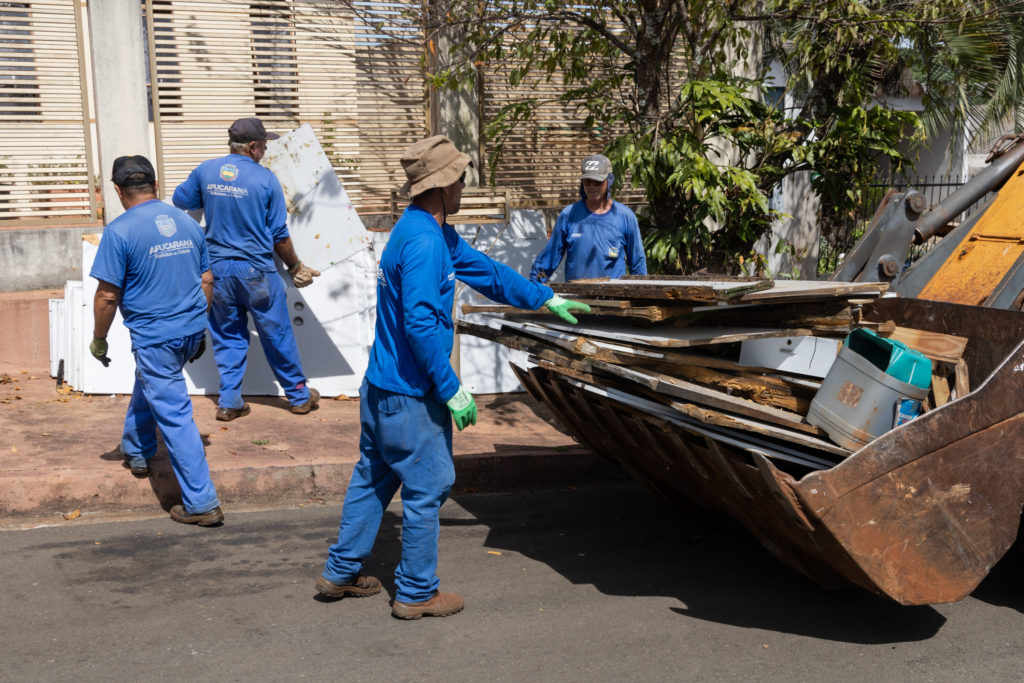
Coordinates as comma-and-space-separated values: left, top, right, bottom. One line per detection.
421, 0, 1024, 274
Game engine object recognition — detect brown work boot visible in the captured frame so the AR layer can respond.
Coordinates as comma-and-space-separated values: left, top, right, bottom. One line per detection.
169, 504, 224, 526
315, 574, 382, 599
216, 403, 250, 422
290, 387, 320, 415
391, 591, 464, 620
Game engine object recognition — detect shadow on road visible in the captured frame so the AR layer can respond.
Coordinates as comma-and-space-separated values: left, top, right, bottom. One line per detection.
969, 543, 1024, 614
450, 482, 947, 645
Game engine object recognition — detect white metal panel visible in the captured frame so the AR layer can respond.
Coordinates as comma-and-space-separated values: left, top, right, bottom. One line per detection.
738, 336, 841, 379
48, 299, 61, 378
262, 123, 373, 271
456, 210, 548, 394
71, 128, 378, 398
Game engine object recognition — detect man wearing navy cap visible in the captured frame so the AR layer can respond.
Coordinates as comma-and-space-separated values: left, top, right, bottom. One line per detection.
529, 153, 647, 283
173, 116, 320, 421
90, 155, 223, 526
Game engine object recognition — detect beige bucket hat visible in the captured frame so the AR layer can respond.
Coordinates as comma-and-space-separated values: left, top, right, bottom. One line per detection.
400, 135, 473, 198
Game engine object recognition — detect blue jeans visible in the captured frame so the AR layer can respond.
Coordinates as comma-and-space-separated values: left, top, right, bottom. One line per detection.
122, 331, 220, 514
322, 379, 455, 603
208, 260, 310, 410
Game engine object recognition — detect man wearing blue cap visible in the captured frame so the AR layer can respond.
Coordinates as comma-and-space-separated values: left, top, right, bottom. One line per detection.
529, 153, 647, 283
90, 155, 223, 526
173, 116, 320, 422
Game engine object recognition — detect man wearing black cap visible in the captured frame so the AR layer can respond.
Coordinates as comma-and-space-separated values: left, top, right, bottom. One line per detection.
90, 155, 223, 526
172, 116, 320, 421
529, 153, 647, 283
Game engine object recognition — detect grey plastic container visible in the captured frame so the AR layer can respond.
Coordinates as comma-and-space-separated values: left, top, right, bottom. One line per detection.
807, 344, 930, 451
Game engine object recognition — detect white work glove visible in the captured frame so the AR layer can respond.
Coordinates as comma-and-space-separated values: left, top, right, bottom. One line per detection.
288, 261, 320, 288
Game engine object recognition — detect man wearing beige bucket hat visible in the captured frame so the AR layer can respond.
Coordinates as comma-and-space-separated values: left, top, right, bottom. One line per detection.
316, 135, 591, 619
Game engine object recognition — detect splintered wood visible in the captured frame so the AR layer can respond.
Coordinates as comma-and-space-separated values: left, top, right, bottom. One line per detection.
458, 276, 972, 472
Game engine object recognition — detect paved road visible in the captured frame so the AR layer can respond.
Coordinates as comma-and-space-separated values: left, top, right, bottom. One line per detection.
4, 482, 1024, 681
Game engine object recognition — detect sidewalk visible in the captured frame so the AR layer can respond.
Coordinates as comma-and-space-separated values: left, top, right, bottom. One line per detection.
0, 371, 621, 523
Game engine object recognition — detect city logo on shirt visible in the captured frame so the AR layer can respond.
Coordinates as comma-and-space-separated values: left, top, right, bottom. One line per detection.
607, 247, 619, 259
219, 164, 239, 181
377, 268, 387, 288
155, 214, 177, 238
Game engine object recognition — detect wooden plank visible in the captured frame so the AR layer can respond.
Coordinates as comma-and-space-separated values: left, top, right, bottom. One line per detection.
931, 367, 952, 408
588, 357, 824, 435
461, 318, 823, 390
882, 326, 969, 363
541, 319, 815, 348
738, 279, 889, 302
658, 363, 813, 414
954, 358, 971, 399
551, 277, 773, 303
670, 400, 849, 457
561, 374, 837, 470
462, 302, 692, 322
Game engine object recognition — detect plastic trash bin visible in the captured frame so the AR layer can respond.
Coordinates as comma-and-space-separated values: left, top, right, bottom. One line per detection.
807, 328, 932, 451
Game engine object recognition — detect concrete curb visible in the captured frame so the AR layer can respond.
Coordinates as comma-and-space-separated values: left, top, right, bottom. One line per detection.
0, 374, 625, 521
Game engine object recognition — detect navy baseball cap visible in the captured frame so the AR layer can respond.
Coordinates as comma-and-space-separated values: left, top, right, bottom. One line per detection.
228, 117, 280, 143
110, 155, 156, 186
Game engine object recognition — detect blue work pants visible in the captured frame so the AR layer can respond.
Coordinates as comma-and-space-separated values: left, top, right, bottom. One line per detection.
208, 261, 310, 410
322, 379, 455, 603
121, 331, 220, 514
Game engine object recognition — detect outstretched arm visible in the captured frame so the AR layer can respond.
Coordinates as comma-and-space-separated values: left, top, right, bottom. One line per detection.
529, 213, 568, 283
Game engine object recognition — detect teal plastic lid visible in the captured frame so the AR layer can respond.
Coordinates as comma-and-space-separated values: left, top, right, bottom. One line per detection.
844, 328, 932, 390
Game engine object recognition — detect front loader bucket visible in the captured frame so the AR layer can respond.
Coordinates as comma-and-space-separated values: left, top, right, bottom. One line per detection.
511, 298, 1024, 605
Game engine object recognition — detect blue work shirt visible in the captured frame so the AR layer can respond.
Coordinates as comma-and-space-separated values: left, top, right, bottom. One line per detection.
529, 200, 647, 282
90, 199, 210, 349
171, 154, 289, 272
367, 204, 554, 403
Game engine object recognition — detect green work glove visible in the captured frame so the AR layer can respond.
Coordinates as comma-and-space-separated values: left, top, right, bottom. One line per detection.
446, 386, 477, 431
544, 294, 592, 325
90, 336, 111, 367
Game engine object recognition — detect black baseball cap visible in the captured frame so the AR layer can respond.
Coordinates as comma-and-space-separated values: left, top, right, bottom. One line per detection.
228, 117, 280, 143
110, 155, 156, 187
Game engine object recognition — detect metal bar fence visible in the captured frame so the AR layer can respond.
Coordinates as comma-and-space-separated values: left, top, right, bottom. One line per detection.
817, 174, 991, 276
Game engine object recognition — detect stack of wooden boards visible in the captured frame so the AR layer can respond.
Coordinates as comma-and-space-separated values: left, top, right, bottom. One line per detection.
459, 276, 970, 474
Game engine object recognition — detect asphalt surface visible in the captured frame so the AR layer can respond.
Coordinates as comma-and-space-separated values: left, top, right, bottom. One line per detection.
4, 482, 1024, 682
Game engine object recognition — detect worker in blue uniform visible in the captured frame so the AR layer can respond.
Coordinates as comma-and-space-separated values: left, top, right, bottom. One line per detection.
529, 153, 647, 283
315, 135, 591, 619
90, 155, 223, 526
172, 117, 320, 422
